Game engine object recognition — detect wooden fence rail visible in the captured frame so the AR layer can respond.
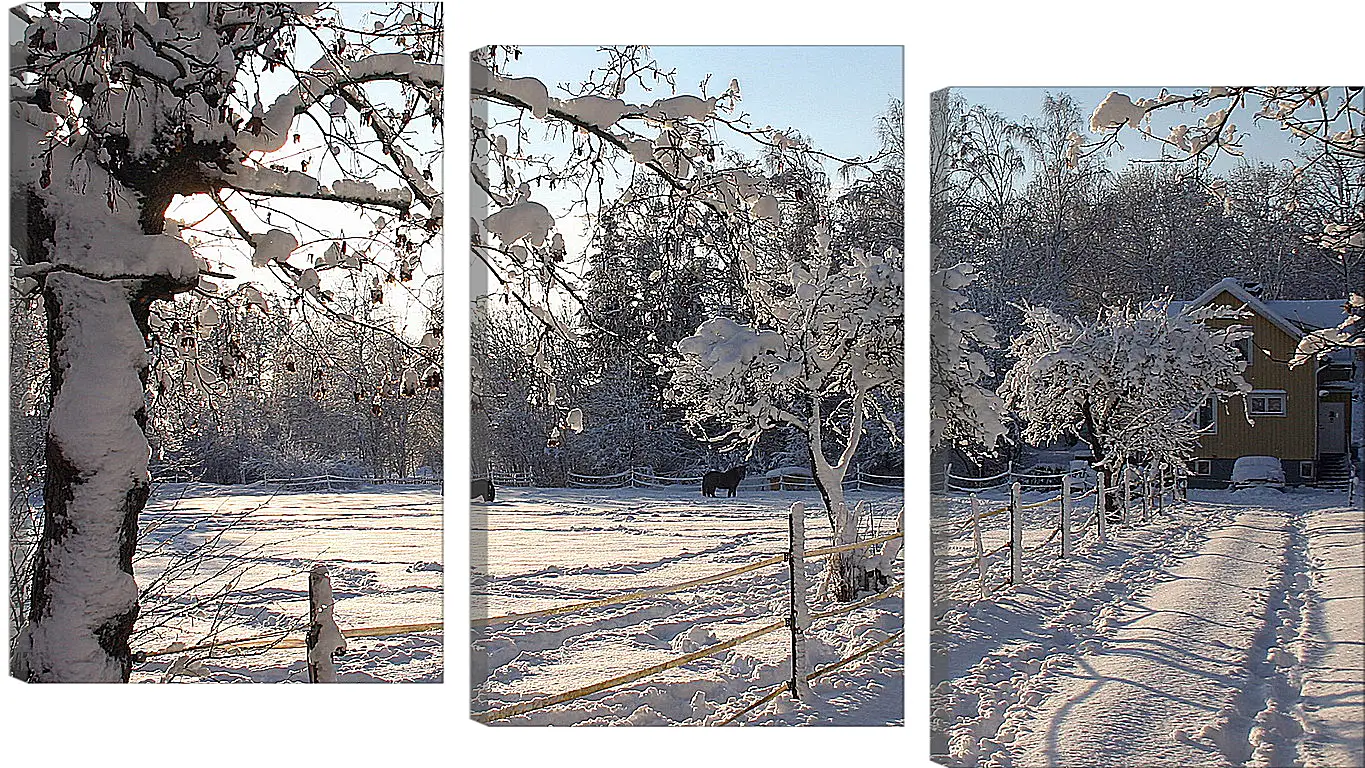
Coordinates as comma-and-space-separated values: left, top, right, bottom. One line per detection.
935, 463, 1186, 611
473, 506, 904, 724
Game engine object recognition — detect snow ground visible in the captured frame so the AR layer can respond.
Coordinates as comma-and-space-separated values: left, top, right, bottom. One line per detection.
931, 487, 1362, 767
129, 482, 442, 683
471, 487, 904, 725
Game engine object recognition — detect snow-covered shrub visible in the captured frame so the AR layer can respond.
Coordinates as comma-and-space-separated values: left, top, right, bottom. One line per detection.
931, 261, 1008, 457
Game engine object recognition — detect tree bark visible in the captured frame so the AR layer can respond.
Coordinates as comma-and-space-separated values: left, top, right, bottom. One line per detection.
14, 274, 156, 682
807, 391, 874, 602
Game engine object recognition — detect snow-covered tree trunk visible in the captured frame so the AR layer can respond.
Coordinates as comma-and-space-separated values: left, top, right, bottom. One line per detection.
808, 390, 869, 602
14, 273, 171, 682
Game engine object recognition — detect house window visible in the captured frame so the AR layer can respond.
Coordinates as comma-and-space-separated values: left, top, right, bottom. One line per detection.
1248, 391, 1287, 416
1300, 461, 1315, 479
1196, 397, 1218, 433
1190, 459, 1212, 476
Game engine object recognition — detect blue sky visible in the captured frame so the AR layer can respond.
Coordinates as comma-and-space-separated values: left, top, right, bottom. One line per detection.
520, 45, 904, 171
956, 86, 1315, 174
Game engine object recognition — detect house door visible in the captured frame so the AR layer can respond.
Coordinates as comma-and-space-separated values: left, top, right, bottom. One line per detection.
1318, 402, 1347, 454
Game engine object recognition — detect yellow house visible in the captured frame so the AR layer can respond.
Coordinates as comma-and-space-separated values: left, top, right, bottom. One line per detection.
1173, 278, 1354, 487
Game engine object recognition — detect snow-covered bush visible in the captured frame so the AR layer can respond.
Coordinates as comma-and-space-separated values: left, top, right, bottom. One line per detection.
930, 261, 1008, 456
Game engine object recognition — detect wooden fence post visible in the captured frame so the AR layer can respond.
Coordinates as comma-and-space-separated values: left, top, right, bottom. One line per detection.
307, 564, 347, 683
1009, 482, 1023, 585
787, 503, 811, 700
970, 494, 986, 599
1061, 473, 1073, 560
1097, 470, 1108, 544
1122, 464, 1132, 528
1156, 465, 1165, 516
944, 463, 953, 494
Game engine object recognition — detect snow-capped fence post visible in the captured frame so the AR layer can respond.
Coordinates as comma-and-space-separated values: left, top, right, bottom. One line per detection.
786, 503, 812, 700
1096, 471, 1108, 544
944, 463, 953, 494
1060, 474, 1073, 560
970, 494, 986, 599
307, 564, 347, 683
1007, 460, 1015, 486
1009, 482, 1023, 585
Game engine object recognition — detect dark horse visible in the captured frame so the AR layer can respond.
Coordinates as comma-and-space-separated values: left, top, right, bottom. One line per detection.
702, 466, 747, 497
472, 478, 496, 502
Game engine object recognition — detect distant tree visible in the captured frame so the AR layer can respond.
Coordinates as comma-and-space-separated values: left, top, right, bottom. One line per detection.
10, 2, 442, 682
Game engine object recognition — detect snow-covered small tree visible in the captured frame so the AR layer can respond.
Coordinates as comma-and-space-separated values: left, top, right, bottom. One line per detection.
930, 260, 1007, 456
668, 225, 902, 601
999, 301, 1249, 514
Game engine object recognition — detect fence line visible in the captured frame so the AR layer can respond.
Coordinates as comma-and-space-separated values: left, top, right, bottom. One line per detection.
139, 619, 445, 660
474, 518, 904, 723
478, 585, 907, 725
942, 460, 1098, 494
809, 582, 902, 621
805, 530, 905, 558
934, 464, 1186, 611
563, 467, 903, 492
472, 553, 788, 628
475, 620, 788, 723
152, 475, 443, 492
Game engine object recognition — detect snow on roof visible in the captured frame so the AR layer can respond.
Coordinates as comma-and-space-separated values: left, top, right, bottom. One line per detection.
1170, 278, 1349, 337
1263, 299, 1350, 332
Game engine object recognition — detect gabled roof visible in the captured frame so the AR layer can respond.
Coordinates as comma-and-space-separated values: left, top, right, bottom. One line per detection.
1170, 279, 1354, 365
1172, 277, 1349, 333
1171, 277, 1309, 340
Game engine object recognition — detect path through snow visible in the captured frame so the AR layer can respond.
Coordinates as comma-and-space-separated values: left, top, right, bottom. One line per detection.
932, 488, 1362, 767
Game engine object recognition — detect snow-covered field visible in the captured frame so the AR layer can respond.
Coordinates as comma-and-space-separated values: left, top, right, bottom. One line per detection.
931, 486, 1363, 767
471, 487, 904, 725
129, 482, 442, 683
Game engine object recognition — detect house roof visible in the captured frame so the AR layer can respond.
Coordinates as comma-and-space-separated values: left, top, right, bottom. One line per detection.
1169, 278, 1353, 364
1170, 278, 1350, 335
1264, 299, 1351, 333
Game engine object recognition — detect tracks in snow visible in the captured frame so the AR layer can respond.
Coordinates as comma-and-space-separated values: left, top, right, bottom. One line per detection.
934, 493, 1337, 768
